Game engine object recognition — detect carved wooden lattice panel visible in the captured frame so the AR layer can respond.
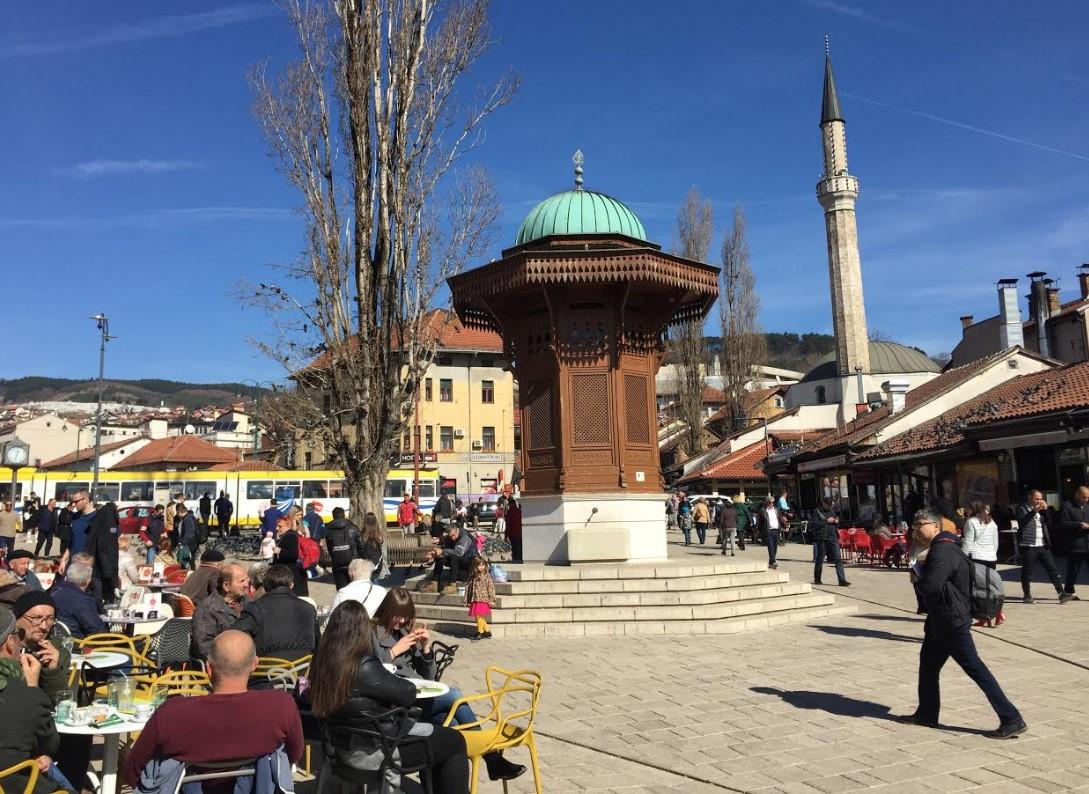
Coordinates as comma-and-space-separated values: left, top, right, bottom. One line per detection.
571, 373, 610, 445
624, 373, 651, 444
526, 383, 554, 450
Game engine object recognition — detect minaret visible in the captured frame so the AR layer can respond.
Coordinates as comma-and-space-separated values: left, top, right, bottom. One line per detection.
816, 41, 871, 391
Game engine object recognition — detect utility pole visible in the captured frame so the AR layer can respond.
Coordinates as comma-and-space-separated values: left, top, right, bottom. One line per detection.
90, 314, 114, 501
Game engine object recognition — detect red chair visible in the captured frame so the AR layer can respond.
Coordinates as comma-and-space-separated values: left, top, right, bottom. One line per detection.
852, 532, 872, 565
837, 529, 854, 563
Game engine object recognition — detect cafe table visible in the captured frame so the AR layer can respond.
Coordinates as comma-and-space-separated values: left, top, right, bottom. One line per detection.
56, 708, 152, 794
69, 651, 131, 671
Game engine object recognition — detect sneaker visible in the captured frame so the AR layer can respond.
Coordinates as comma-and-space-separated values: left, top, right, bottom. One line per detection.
419, 581, 438, 593
482, 631, 492, 639
839, 581, 851, 587
1059, 593, 1074, 605
1022, 596, 1035, 604
769, 562, 778, 570
470, 632, 485, 643
486, 757, 526, 782
987, 719, 1027, 740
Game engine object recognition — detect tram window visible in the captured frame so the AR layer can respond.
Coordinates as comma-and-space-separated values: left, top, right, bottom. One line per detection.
93, 483, 120, 504
302, 480, 328, 499
417, 481, 436, 498
384, 479, 407, 499
328, 480, 346, 498
247, 481, 274, 500
55, 482, 89, 501
183, 481, 218, 500
274, 482, 301, 499
121, 481, 154, 501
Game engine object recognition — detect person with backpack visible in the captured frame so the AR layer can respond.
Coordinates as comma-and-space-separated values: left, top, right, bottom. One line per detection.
324, 507, 364, 590
175, 504, 201, 570
903, 508, 1025, 739
273, 516, 308, 597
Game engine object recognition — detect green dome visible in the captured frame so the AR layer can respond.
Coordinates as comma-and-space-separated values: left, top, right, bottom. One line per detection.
800, 341, 941, 383
515, 189, 647, 246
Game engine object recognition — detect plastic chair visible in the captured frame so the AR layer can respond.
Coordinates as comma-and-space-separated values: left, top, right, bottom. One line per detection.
171, 757, 259, 794
852, 533, 872, 565
0, 759, 42, 794
442, 667, 543, 794
836, 530, 854, 563
146, 618, 195, 672
171, 593, 196, 618
250, 655, 311, 686
152, 669, 211, 698
319, 707, 433, 794
431, 640, 459, 682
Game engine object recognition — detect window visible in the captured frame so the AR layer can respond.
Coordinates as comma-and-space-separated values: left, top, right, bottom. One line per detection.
480, 357, 493, 368
437, 355, 452, 366
384, 479, 407, 499
481, 380, 494, 403
274, 482, 302, 500
424, 378, 433, 401
303, 451, 313, 470
425, 425, 434, 451
440, 426, 454, 451
482, 426, 496, 451
184, 481, 218, 500
328, 480, 346, 498
120, 481, 154, 502
55, 482, 89, 502
417, 481, 436, 498
402, 431, 411, 452
93, 483, 121, 504
439, 379, 453, 402
302, 480, 328, 499
816, 386, 827, 404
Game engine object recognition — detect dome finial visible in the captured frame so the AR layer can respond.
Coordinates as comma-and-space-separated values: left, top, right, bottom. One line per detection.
572, 149, 584, 190
825, 33, 830, 56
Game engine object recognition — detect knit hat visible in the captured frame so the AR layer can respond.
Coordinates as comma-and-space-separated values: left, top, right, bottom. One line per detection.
200, 549, 226, 563
0, 609, 15, 644
13, 590, 54, 619
6, 550, 34, 562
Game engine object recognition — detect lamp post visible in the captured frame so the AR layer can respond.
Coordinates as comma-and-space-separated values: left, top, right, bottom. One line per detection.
239, 380, 278, 460
89, 314, 115, 501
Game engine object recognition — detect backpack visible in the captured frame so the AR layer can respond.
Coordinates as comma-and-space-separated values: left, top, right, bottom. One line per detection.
937, 537, 1004, 621
298, 536, 321, 570
326, 526, 355, 569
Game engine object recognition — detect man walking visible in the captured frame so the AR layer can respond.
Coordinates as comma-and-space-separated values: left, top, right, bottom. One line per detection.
324, 507, 364, 590
1015, 489, 1068, 604
903, 508, 1025, 738
0, 500, 20, 558
758, 496, 782, 570
397, 493, 418, 534
213, 491, 233, 538
1060, 486, 1089, 599
813, 498, 850, 586
718, 497, 738, 556
692, 497, 711, 545
33, 500, 58, 558
198, 491, 213, 538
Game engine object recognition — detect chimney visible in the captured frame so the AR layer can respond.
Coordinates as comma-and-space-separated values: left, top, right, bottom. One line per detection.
997, 278, 1024, 349
1027, 272, 1050, 357
1080, 264, 1089, 300
883, 379, 910, 415
960, 315, 974, 330
1047, 287, 1061, 315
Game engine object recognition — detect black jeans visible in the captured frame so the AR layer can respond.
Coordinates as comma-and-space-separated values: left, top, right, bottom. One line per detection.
399, 725, 468, 794
766, 529, 780, 565
1065, 551, 1087, 594
332, 566, 351, 590
917, 623, 1021, 726
1019, 546, 1063, 598
216, 515, 231, 537
432, 554, 471, 583
814, 537, 847, 584
35, 531, 54, 557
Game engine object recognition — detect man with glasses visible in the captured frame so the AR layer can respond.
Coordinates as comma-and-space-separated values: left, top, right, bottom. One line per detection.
0, 500, 20, 558
902, 509, 1025, 739
66, 492, 96, 556
12, 591, 70, 700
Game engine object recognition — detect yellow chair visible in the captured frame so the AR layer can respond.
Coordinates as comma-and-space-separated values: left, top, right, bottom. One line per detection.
75, 634, 158, 701
442, 667, 543, 794
152, 670, 212, 698
0, 759, 41, 794
251, 655, 311, 683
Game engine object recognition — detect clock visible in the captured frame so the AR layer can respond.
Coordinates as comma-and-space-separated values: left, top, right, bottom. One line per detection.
3, 441, 29, 468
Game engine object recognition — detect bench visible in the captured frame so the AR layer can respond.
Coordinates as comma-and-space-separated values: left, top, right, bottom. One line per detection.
384, 530, 434, 572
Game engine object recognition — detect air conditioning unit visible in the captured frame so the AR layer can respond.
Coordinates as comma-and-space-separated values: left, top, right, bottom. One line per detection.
453, 428, 465, 438
471, 440, 483, 450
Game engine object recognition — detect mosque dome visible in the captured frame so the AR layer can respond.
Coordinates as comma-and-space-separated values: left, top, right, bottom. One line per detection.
800, 340, 941, 383
515, 189, 647, 246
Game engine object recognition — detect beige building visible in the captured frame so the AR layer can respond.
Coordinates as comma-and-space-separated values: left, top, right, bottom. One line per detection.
0, 412, 80, 467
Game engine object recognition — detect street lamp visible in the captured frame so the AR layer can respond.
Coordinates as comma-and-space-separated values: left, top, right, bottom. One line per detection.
90, 314, 115, 501
239, 379, 279, 458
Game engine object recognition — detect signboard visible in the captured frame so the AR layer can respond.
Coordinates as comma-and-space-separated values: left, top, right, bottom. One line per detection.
399, 452, 439, 464
470, 452, 504, 463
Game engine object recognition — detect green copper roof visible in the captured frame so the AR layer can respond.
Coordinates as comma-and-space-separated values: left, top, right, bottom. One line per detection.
801, 341, 941, 383
515, 189, 647, 246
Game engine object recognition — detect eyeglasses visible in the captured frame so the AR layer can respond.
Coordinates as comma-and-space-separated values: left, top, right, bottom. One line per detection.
72, 497, 87, 504
912, 521, 937, 531
20, 613, 56, 626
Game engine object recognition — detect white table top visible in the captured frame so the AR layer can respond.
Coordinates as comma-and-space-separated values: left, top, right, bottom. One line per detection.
70, 651, 131, 670
407, 678, 450, 700
56, 710, 151, 736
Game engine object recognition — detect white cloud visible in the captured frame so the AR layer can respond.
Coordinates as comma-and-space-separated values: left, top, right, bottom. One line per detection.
0, 206, 293, 229
0, 3, 277, 59
55, 159, 205, 179
800, 0, 920, 34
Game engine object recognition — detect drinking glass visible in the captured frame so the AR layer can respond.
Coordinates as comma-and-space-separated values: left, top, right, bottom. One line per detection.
150, 685, 167, 708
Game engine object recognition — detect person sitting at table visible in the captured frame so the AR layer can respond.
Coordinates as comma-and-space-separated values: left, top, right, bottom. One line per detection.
13, 591, 70, 700
308, 601, 470, 794
419, 524, 474, 594
154, 536, 177, 569
180, 549, 226, 602
191, 564, 251, 661
233, 564, 319, 663
115, 536, 146, 591
50, 562, 106, 639
330, 559, 388, 615
0, 608, 62, 794
7, 550, 43, 591
123, 630, 303, 792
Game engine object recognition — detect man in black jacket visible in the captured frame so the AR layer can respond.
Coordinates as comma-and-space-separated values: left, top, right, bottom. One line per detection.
324, 508, 364, 590
812, 499, 850, 587
85, 502, 120, 600
1059, 486, 1089, 599
903, 509, 1025, 738
33, 500, 57, 558
1015, 490, 1068, 604
233, 564, 319, 662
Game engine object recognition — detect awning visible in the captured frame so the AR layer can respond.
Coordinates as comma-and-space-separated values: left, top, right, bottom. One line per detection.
796, 454, 847, 473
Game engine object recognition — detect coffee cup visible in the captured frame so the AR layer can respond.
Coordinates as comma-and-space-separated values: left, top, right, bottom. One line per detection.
69, 708, 92, 726
135, 703, 154, 720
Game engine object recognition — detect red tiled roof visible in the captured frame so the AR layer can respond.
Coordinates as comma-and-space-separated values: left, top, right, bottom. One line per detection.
680, 440, 768, 482
209, 460, 276, 472
859, 360, 1089, 461
701, 386, 725, 403
110, 436, 238, 469
40, 436, 148, 469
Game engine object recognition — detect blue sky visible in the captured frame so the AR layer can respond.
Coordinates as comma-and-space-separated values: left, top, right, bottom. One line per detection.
4, 1, 1089, 382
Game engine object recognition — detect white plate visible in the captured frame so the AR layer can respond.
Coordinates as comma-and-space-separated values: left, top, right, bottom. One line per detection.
382, 663, 397, 674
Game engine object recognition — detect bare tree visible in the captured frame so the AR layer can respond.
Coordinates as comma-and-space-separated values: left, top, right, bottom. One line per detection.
248, 0, 517, 518
669, 187, 713, 457
719, 205, 766, 431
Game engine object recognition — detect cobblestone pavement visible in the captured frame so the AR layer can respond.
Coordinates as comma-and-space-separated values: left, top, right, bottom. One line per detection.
303, 531, 1089, 792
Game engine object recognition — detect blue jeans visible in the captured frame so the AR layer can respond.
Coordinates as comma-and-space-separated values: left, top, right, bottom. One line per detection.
814, 538, 847, 584
47, 762, 76, 793
766, 529, 779, 565
426, 686, 477, 728
0, 536, 12, 557
695, 522, 708, 545
917, 624, 1021, 725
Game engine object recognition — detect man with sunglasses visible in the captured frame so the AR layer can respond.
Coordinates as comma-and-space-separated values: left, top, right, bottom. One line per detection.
66, 492, 96, 556
902, 509, 1025, 739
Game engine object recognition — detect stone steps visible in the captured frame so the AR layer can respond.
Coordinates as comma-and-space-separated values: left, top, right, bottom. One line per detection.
411, 558, 854, 639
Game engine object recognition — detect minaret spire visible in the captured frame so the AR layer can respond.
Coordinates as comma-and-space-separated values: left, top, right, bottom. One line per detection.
815, 41, 870, 421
